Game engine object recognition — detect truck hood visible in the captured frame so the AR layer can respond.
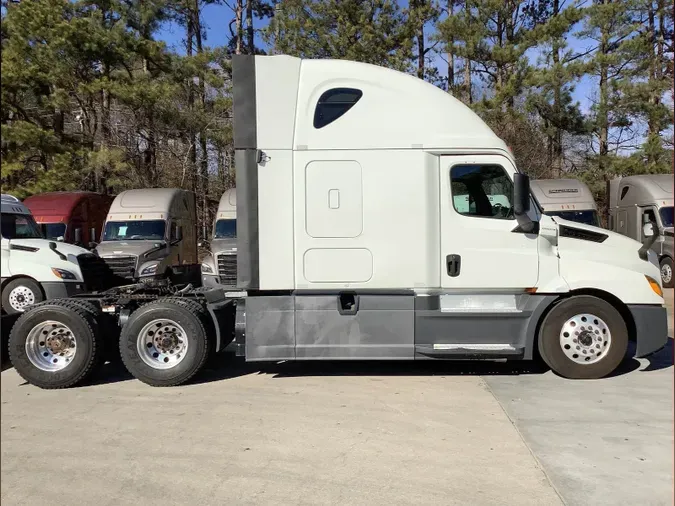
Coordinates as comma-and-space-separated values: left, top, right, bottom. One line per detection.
96, 241, 167, 258
210, 238, 237, 255
550, 216, 660, 277
10, 238, 90, 259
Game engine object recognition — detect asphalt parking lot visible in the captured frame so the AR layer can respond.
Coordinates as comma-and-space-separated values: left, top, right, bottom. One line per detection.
1, 291, 673, 506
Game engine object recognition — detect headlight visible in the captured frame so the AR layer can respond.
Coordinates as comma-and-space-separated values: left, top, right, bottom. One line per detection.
201, 263, 214, 274
51, 268, 77, 280
140, 263, 158, 276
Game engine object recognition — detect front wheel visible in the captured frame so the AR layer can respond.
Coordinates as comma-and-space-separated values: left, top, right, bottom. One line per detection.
538, 296, 628, 379
660, 257, 673, 289
2, 278, 44, 315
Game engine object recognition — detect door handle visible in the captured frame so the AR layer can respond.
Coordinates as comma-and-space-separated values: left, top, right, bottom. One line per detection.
447, 254, 461, 277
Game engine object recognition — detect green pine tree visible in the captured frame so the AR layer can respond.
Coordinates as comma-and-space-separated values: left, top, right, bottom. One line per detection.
265, 0, 413, 71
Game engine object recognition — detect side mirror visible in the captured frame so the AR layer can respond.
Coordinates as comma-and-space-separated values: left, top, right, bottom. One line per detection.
74, 228, 82, 244
513, 173, 531, 216
176, 226, 183, 241
513, 173, 537, 234
643, 222, 655, 238
90, 227, 96, 241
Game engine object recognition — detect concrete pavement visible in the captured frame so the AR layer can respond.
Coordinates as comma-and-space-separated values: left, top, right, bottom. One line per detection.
1, 363, 562, 506
1, 290, 672, 505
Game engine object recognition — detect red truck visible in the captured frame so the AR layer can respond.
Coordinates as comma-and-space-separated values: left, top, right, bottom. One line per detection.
23, 191, 114, 248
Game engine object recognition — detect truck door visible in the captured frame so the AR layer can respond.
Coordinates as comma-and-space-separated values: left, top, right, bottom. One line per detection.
440, 155, 539, 289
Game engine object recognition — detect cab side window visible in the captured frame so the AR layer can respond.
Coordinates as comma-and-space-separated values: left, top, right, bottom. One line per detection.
450, 164, 514, 220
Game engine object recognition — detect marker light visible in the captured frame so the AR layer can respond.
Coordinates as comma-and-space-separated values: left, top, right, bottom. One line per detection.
645, 275, 663, 298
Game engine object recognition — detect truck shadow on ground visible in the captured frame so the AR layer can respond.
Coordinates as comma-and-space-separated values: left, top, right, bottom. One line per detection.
193, 337, 674, 384
7, 337, 673, 388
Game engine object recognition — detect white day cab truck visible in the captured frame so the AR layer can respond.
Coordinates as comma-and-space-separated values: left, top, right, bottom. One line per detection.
607, 174, 674, 288
201, 188, 238, 288
530, 179, 600, 227
7, 55, 668, 389
1, 194, 107, 314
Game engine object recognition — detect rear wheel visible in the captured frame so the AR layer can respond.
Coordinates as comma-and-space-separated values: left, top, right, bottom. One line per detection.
119, 298, 212, 386
660, 257, 673, 289
538, 295, 628, 379
2, 278, 43, 315
8, 301, 103, 388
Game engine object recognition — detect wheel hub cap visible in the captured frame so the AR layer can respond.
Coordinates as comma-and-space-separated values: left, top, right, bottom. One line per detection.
25, 321, 77, 372
137, 319, 188, 370
559, 313, 612, 365
662, 264, 672, 283
9, 286, 36, 311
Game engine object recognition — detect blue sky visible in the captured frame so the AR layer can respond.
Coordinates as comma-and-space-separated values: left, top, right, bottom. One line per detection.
155, 2, 597, 113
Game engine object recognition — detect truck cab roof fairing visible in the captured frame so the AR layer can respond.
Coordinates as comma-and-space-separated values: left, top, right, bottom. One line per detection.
249, 55, 508, 152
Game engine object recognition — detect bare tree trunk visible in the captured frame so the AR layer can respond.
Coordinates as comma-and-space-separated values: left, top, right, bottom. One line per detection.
447, 1, 455, 93
598, 0, 610, 172
187, 10, 197, 192
235, 0, 244, 54
194, 0, 209, 235
246, 0, 254, 54
551, 0, 563, 177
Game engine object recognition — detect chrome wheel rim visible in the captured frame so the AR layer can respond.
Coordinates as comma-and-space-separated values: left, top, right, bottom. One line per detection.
661, 263, 672, 284
25, 321, 77, 372
137, 319, 188, 370
9, 285, 36, 312
560, 313, 611, 365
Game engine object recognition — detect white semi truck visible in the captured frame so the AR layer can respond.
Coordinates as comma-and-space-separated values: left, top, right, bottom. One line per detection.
608, 174, 674, 288
7, 55, 668, 389
1, 194, 106, 314
530, 179, 600, 227
201, 188, 237, 288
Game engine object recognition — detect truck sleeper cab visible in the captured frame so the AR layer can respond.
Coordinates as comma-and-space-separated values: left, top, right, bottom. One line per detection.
201, 188, 237, 288
23, 191, 114, 249
1, 194, 106, 315
5, 55, 669, 389
530, 179, 600, 227
608, 175, 674, 288
96, 188, 200, 285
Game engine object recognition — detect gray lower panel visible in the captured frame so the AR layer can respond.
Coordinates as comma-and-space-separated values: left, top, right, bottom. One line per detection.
245, 295, 295, 361
42, 281, 86, 300
243, 292, 556, 362
629, 304, 668, 357
295, 294, 414, 359
414, 294, 556, 360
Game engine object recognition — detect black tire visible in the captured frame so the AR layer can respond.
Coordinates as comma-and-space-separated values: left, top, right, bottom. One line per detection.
660, 257, 674, 289
1, 278, 44, 315
538, 295, 628, 379
119, 297, 212, 387
8, 301, 104, 389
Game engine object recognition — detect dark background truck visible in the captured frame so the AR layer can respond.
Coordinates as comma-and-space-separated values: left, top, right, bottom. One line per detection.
23, 192, 114, 248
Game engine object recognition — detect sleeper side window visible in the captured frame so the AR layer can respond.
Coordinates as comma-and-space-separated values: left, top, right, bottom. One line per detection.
313, 88, 363, 129
450, 164, 514, 220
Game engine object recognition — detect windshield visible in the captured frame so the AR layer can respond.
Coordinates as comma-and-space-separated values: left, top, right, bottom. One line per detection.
41, 223, 66, 240
214, 219, 236, 239
1, 213, 43, 239
103, 220, 166, 241
659, 206, 673, 228
546, 210, 600, 227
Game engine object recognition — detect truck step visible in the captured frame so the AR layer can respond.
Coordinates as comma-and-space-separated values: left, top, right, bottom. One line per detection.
415, 343, 524, 358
